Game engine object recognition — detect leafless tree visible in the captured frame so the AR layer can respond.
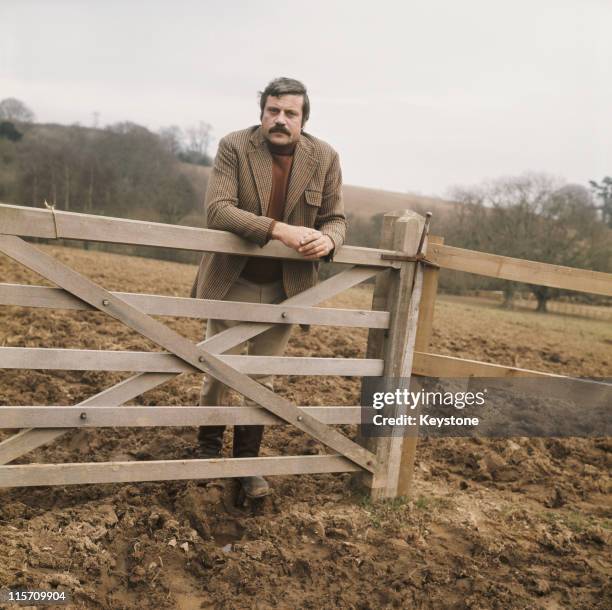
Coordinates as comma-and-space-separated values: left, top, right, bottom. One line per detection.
185, 121, 212, 157
158, 125, 184, 155
0, 97, 35, 122
445, 173, 611, 312
589, 176, 612, 227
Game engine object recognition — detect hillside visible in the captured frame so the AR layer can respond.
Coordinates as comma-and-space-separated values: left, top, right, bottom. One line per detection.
180, 166, 454, 223
342, 184, 454, 218
0, 122, 205, 227
1, 124, 453, 237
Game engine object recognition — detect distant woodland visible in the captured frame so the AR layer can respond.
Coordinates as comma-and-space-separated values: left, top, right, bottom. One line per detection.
1, 97, 610, 309
0, 98, 214, 263
0, 101, 211, 225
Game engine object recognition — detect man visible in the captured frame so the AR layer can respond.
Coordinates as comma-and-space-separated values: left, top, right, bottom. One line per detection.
190, 77, 346, 499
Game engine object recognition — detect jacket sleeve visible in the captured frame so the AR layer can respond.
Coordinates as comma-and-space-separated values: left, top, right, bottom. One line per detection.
315, 150, 347, 262
205, 137, 274, 247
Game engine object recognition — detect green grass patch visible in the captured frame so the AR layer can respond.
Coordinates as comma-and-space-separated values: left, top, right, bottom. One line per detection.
540, 510, 611, 533
414, 494, 454, 511
357, 493, 454, 529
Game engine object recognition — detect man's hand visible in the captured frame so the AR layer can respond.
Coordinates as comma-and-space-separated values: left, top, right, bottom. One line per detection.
297, 231, 334, 260
271, 222, 334, 259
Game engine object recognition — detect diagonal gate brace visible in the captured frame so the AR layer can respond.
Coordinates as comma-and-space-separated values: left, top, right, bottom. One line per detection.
0, 236, 376, 472
0, 264, 379, 465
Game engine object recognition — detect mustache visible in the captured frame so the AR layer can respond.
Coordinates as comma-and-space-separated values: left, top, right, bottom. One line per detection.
270, 125, 291, 134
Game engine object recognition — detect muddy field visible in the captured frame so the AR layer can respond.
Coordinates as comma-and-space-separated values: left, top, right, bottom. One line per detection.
0, 244, 610, 609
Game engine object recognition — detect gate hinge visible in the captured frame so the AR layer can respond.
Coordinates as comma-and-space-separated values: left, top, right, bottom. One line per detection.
380, 251, 440, 268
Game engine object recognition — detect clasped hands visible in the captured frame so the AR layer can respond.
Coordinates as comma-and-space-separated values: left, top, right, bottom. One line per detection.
271, 222, 334, 260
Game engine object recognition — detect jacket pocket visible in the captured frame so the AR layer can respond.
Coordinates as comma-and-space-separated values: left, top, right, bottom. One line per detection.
305, 190, 323, 207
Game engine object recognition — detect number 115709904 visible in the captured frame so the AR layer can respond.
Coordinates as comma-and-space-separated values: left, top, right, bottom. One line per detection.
1, 589, 71, 605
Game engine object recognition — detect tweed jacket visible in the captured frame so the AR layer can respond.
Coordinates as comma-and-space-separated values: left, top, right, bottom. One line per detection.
190, 125, 347, 301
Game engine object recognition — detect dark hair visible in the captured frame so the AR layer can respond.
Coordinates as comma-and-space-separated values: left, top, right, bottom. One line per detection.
259, 77, 310, 125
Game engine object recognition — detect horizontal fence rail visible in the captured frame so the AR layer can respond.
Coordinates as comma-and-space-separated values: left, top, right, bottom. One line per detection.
413, 352, 611, 404
0, 455, 362, 488
1, 344, 591, 382
427, 240, 612, 297
1, 204, 608, 294
0, 203, 398, 268
0, 347, 384, 376
0, 283, 390, 328
413, 351, 567, 379
0, 406, 362, 428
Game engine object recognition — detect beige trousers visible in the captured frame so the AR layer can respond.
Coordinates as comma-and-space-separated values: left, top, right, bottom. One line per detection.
198, 276, 293, 457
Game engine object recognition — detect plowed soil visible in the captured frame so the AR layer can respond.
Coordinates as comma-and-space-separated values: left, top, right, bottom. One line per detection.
0, 244, 610, 609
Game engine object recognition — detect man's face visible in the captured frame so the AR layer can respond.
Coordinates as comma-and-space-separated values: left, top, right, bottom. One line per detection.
261, 94, 304, 146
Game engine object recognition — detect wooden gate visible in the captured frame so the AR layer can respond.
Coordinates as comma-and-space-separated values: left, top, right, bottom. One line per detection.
2, 203, 609, 499
0, 204, 428, 499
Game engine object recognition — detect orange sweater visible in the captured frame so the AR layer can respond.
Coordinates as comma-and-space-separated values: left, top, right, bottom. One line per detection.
241, 141, 295, 283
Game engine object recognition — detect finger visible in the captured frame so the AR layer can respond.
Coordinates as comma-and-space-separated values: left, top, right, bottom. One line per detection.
298, 237, 325, 254
299, 231, 321, 246
302, 245, 328, 259
298, 240, 321, 254
298, 235, 321, 249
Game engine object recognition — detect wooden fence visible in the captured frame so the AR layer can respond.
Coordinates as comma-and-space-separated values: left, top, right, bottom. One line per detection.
0, 203, 610, 499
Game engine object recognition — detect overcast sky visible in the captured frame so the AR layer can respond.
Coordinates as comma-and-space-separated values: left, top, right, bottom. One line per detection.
2, 0, 610, 196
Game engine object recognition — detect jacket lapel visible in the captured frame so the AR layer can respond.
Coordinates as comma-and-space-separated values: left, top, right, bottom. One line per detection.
284, 134, 317, 221
247, 128, 273, 216
247, 127, 317, 220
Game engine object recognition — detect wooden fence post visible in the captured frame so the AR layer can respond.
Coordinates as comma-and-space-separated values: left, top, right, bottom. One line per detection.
360, 210, 425, 499
396, 235, 443, 496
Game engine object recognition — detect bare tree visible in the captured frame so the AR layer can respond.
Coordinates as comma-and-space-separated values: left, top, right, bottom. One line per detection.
446, 173, 611, 312
589, 176, 612, 227
0, 98, 35, 122
158, 125, 184, 155
185, 121, 212, 156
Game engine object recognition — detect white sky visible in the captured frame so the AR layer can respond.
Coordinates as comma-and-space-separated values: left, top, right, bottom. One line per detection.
1, 0, 610, 196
